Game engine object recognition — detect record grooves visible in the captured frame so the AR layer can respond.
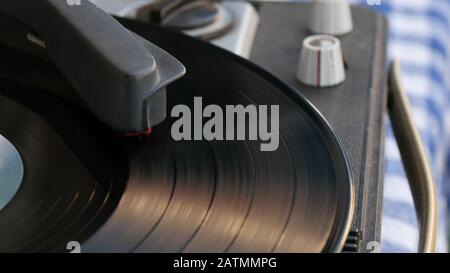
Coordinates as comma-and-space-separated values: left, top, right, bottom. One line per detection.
0, 20, 354, 253
0, 78, 128, 252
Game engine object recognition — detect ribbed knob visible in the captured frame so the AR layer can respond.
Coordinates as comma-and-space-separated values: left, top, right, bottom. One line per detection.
297, 35, 346, 87
309, 0, 353, 36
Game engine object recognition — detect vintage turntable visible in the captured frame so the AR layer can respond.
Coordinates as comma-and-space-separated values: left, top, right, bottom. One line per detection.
0, 0, 437, 253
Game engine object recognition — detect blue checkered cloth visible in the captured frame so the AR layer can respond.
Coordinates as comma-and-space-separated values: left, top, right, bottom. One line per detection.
350, 0, 450, 252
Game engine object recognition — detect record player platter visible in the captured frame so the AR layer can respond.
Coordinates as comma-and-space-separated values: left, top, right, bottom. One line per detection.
0, 16, 354, 253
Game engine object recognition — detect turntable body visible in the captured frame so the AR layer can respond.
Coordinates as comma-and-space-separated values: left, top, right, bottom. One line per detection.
0, 1, 388, 253
250, 3, 388, 253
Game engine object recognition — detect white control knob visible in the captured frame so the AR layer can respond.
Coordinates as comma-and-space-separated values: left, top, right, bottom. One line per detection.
309, 0, 353, 36
297, 35, 346, 87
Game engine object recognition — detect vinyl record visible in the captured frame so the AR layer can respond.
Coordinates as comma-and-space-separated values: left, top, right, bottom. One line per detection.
83, 21, 354, 253
0, 81, 127, 252
0, 20, 354, 253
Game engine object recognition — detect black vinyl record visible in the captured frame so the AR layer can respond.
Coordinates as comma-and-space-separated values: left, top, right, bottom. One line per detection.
0, 84, 127, 252
0, 20, 354, 253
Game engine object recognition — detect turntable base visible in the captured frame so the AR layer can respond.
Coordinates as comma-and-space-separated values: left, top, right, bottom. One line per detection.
0, 1, 388, 254
250, 3, 388, 252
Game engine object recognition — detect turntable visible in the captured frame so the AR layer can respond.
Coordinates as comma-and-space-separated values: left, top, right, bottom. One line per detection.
0, 0, 437, 253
